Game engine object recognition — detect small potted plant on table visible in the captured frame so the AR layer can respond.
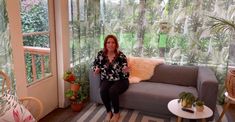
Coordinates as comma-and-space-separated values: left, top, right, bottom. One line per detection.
178, 92, 196, 108
194, 100, 204, 112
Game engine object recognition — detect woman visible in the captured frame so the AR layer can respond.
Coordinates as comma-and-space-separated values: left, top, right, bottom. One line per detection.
92, 35, 130, 122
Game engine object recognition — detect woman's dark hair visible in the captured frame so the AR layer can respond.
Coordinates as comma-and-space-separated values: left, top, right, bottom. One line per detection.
103, 35, 119, 56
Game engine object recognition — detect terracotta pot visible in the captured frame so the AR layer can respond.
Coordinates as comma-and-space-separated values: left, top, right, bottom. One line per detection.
195, 105, 204, 112
71, 102, 83, 112
70, 84, 80, 92
226, 69, 235, 98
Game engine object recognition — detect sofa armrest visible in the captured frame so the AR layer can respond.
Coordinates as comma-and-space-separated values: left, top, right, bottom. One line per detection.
197, 67, 218, 118
89, 69, 102, 103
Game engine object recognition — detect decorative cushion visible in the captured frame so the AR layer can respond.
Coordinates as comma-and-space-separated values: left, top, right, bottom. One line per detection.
0, 91, 36, 122
127, 56, 164, 83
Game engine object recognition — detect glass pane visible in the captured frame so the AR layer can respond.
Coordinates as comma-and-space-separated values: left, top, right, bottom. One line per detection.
20, 0, 49, 33
0, 0, 15, 94
69, 0, 235, 103
23, 34, 51, 83
23, 34, 50, 47
20, 0, 51, 84
68, 0, 99, 97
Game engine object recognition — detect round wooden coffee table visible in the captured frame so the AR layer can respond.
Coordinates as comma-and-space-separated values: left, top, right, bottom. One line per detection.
168, 99, 213, 122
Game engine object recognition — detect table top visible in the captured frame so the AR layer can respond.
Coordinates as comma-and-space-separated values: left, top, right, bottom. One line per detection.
167, 99, 213, 119
225, 92, 235, 101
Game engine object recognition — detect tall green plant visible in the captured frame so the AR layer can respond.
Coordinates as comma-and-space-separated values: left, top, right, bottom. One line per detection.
209, 16, 235, 34
209, 15, 235, 104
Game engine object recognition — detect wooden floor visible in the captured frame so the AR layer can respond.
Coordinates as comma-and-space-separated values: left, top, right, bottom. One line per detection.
39, 103, 235, 122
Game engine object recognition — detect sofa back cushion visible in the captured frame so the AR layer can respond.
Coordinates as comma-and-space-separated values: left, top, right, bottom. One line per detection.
148, 64, 198, 87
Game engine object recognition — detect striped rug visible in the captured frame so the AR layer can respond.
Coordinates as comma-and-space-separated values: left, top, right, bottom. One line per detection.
71, 102, 229, 122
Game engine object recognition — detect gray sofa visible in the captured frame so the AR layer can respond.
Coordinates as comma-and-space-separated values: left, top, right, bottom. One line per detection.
89, 63, 218, 120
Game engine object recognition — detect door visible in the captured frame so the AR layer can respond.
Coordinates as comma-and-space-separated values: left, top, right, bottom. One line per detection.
21, 0, 58, 117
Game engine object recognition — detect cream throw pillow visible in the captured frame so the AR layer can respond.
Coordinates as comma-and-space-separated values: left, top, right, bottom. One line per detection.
128, 57, 164, 83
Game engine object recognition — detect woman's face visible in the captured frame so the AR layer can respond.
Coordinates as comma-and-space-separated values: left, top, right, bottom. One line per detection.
106, 38, 116, 52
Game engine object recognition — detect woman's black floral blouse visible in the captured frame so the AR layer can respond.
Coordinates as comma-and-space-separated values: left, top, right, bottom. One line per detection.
92, 50, 129, 81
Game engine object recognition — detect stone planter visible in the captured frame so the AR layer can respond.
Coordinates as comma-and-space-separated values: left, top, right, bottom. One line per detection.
226, 69, 235, 98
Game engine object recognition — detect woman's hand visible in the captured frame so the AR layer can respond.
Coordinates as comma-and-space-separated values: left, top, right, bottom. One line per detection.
122, 66, 130, 73
94, 66, 100, 74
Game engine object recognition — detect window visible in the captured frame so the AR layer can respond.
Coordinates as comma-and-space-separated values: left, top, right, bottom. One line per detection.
20, 0, 51, 84
68, 0, 100, 82
68, 0, 235, 103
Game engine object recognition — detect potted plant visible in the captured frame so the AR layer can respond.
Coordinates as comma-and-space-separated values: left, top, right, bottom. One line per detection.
178, 92, 196, 108
64, 70, 80, 93
65, 89, 85, 112
209, 16, 235, 98
194, 100, 204, 112
64, 70, 84, 111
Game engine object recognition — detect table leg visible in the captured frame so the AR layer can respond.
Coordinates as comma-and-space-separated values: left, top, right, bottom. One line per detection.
177, 117, 182, 122
218, 101, 231, 122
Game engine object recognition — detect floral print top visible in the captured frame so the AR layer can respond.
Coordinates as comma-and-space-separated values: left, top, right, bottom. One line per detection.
92, 50, 129, 81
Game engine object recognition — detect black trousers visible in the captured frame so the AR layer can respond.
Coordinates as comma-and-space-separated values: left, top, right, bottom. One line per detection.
100, 79, 129, 113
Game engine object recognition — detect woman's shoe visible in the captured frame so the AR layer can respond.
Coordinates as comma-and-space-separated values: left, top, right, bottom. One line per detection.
110, 113, 120, 122
104, 112, 113, 122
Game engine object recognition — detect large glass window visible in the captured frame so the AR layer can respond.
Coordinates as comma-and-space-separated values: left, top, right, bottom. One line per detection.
69, 0, 100, 83
69, 0, 235, 103
0, 0, 15, 93
20, 0, 51, 84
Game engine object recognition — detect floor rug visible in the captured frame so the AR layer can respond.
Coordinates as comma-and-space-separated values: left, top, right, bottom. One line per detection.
71, 102, 229, 122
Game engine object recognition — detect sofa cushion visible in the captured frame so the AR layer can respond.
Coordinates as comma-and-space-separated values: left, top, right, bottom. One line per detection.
0, 91, 36, 122
127, 56, 164, 83
119, 82, 198, 115
148, 64, 198, 87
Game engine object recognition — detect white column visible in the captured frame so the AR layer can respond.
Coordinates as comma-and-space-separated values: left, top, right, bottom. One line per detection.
54, 0, 70, 108
6, 0, 28, 97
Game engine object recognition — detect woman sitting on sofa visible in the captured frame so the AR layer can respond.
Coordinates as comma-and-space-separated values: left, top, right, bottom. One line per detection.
92, 34, 130, 122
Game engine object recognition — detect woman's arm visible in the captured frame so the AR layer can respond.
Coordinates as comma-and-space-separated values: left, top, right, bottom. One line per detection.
119, 53, 130, 76
92, 51, 103, 73
122, 56, 130, 73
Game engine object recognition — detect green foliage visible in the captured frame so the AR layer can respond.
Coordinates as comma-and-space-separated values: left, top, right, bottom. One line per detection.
20, 1, 49, 83
178, 92, 196, 107
65, 89, 86, 103
64, 89, 74, 98
72, 63, 89, 100
70, 0, 234, 104
21, 2, 48, 33
194, 100, 204, 106
0, 0, 8, 31
209, 16, 235, 34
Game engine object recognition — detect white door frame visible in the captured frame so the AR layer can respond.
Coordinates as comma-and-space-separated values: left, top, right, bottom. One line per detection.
6, 0, 69, 118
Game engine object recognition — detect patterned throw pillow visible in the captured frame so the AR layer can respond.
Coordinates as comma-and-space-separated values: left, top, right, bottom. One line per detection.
0, 91, 36, 122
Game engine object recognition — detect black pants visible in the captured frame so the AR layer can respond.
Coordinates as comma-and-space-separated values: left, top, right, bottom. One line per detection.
100, 79, 129, 113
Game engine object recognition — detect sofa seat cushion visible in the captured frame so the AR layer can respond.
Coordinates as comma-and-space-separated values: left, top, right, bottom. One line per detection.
119, 82, 198, 115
